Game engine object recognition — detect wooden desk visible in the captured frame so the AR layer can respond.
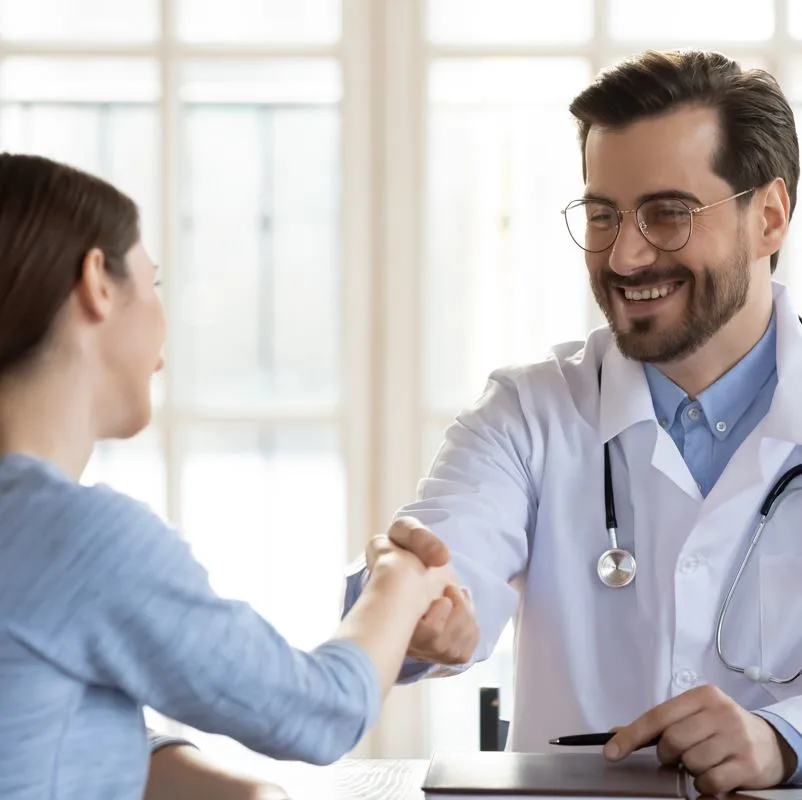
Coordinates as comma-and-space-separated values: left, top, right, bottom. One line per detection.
241, 757, 802, 800
237, 757, 428, 799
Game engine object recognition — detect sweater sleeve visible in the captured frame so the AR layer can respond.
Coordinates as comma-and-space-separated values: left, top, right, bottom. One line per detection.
9, 485, 381, 766
147, 728, 196, 754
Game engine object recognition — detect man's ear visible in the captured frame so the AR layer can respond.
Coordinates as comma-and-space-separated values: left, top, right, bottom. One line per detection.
74, 247, 113, 322
754, 177, 790, 261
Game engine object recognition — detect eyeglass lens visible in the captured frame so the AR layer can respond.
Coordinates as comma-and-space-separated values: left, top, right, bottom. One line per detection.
564, 198, 692, 253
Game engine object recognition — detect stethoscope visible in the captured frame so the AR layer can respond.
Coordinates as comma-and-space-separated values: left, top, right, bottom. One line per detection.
597, 365, 802, 684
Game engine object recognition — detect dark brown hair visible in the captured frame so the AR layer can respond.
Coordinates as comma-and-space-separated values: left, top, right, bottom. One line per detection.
0, 153, 140, 374
569, 49, 799, 272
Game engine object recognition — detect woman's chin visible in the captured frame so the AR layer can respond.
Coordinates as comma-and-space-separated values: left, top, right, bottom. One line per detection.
100, 405, 152, 442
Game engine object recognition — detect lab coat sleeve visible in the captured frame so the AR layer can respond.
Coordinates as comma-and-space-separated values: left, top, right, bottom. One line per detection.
342, 367, 537, 679
754, 707, 802, 784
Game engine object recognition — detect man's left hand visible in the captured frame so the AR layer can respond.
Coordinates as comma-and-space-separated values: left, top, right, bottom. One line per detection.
603, 684, 797, 794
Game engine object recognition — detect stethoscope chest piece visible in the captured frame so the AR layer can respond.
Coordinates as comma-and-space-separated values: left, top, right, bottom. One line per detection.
597, 547, 636, 588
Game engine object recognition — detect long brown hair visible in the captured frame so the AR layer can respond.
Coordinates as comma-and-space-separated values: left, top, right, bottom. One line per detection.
0, 153, 140, 374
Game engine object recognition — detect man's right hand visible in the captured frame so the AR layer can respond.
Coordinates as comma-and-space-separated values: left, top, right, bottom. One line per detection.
366, 516, 480, 666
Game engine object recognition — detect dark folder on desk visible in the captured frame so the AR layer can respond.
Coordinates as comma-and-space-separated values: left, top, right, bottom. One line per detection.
422, 752, 690, 799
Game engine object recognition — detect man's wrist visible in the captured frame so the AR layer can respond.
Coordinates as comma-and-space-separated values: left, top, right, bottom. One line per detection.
773, 726, 799, 782
753, 711, 802, 784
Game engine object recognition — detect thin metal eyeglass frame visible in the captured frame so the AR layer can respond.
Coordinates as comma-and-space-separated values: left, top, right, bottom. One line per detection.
560, 188, 754, 253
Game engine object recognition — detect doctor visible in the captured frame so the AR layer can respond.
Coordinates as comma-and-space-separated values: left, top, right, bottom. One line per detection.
345, 48, 802, 794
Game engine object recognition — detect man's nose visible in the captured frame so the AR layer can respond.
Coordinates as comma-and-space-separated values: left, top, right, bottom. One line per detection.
608, 213, 659, 275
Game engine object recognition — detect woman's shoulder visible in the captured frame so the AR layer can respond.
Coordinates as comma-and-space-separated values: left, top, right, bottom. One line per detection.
0, 452, 176, 560
0, 454, 192, 637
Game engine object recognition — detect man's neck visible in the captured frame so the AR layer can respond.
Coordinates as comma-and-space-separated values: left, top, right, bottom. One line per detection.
655, 297, 774, 398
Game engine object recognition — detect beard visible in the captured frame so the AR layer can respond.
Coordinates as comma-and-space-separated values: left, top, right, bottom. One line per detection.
590, 237, 751, 364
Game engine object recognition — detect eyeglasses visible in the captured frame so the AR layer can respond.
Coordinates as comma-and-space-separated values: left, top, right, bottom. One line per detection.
560, 189, 754, 253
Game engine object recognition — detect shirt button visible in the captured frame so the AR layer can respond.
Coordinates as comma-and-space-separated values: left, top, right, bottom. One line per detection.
659, 417, 668, 428
715, 420, 727, 433
679, 555, 700, 574
687, 407, 700, 421
674, 669, 697, 689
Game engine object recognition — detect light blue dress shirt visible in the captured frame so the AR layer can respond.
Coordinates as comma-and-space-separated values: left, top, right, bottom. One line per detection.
643, 310, 802, 778
642, 313, 778, 501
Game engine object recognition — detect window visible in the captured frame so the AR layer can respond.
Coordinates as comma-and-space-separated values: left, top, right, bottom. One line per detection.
607, 0, 774, 42
175, 59, 341, 411
176, 0, 340, 43
7, 0, 802, 763
427, 0, 593, 44
0, 0, 159, 41
425, 57, 590, 415
0, 0, 354, 759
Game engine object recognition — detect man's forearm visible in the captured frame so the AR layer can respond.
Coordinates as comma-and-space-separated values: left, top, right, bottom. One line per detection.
145, 745, 288, 800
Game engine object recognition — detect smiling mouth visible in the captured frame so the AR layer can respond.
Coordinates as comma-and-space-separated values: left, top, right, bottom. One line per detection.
619, 281, 683, 302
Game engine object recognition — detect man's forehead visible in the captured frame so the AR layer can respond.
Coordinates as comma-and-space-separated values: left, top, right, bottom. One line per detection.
584, 106, 721, 200
585, 104, 720, 147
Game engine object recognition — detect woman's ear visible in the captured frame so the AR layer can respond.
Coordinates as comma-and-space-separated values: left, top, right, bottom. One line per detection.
74, 248, 113, 322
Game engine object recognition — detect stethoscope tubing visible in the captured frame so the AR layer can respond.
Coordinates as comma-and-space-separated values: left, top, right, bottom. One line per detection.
598, 365, 802, 684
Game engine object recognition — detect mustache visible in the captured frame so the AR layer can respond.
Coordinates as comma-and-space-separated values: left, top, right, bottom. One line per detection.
598, 267, 693, 289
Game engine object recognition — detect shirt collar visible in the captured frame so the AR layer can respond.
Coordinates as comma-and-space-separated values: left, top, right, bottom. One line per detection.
597, 281, 802, 448
643, 308, 778, 441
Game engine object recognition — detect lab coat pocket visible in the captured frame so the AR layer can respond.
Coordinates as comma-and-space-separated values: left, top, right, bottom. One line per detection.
759, 554, 802, 699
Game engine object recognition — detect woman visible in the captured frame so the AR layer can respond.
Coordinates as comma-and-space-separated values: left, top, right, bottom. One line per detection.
0, 153, 455, 799
145, 734, 289, 799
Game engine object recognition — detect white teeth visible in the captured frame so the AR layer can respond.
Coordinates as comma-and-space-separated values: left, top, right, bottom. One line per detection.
624, 283, 677, 301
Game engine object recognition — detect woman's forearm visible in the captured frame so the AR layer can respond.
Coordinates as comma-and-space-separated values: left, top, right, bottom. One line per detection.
334, 555, 453, 699
144, 745, 288, 800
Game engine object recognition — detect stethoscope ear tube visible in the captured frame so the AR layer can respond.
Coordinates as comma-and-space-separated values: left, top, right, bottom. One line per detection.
759, 464, 802, 515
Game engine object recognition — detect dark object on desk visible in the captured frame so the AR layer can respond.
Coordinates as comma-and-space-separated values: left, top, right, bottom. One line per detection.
480, 687, 510, 752
549, 733, 661, 749
422, 751, 689, 798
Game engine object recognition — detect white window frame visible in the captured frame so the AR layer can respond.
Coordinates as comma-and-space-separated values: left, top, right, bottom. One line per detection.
0, 0, 377, 750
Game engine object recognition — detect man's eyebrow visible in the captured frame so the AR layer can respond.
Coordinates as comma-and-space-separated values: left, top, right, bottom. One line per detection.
582, 191, 616, 204
636, 189, 703, 206
582, 189, 704, 207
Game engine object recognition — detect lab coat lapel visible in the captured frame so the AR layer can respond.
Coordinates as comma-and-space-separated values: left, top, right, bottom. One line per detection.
705, 284, 802, 509
756, 283, 802, 486
760, 282, 802, 448
598, 341, 700, 500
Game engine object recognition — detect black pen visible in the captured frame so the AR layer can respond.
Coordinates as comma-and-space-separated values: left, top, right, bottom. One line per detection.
548, 733, 661, 749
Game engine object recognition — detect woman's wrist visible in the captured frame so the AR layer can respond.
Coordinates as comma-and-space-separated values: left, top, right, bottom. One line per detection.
368, 555, 431, 615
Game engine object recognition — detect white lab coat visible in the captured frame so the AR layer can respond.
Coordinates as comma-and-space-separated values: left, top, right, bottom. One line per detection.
400, 281, 802, 752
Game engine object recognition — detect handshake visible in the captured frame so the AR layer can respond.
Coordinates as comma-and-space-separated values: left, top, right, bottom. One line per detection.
365, 516, 480, 666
